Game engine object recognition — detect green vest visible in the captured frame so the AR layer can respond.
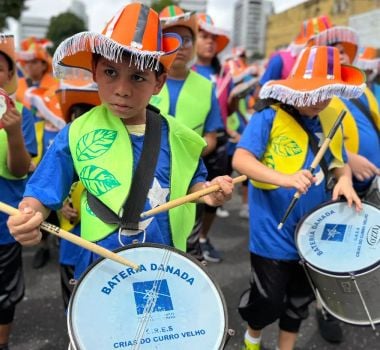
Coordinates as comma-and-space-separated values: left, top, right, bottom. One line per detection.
252, 105, 344, 190
150, 70, 213, 136
0, 101, 28, 180
68, 105, 206, 251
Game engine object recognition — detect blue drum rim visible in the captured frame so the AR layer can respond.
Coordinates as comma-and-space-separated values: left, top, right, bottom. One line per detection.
68, 242, 229, 350
295, 199, 380, 277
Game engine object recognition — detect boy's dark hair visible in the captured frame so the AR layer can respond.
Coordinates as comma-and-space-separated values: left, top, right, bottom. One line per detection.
69, 103, 95, 121
92, 53, 165, 78
0, 52, 14, 73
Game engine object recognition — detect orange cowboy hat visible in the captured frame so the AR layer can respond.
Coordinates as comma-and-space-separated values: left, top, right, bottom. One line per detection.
289, 15, 333, 56
197, 13, 230, 54
356, 47, 380, 71
0, 35, 18, 95
307, 25, 359, 64
56, 78, 101, 122
25, 86, 66, 129
17, 37, 53, 72
159, 5, 198, 38
259, 46, 366, 107
53, 3, 181, 74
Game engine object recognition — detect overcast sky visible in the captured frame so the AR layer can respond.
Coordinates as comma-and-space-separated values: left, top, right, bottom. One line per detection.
17, 0, 307, 33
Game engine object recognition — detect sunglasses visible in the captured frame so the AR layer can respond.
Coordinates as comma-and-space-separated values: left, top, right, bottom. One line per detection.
180, 36, 193, 49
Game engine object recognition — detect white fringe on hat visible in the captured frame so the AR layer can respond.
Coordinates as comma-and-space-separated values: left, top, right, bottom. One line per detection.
259, 82, 366, 107
356, 58, 380, 71
312, 26, 359, 46
53, 32, 165, 77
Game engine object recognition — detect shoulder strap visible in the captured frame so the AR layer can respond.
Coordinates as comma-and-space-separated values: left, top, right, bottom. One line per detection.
350, 98, 379, 137
87, 106, 162, 230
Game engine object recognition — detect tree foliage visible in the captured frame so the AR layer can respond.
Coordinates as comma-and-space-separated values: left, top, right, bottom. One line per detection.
46, 12, 87, 53
0, 0, 27, 30
150, 0, 178, 13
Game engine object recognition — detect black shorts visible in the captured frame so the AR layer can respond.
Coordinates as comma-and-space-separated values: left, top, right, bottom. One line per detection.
238, 253, 314, 333
0, 242, 25, 324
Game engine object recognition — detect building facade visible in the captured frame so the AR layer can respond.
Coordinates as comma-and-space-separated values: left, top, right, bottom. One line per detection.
233, 0, 273, 58
179, 0, 208, 12
265, 0, 380, 56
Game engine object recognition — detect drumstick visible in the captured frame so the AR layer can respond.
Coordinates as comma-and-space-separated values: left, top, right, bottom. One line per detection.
0, 201, 139, 270
278, 110, 347, 230
140, 175, 247, 218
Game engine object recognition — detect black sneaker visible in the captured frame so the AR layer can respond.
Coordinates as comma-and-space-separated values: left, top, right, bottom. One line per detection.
32, 247, 50, 269
316, 308, 343, 343
200, 239, 222, 263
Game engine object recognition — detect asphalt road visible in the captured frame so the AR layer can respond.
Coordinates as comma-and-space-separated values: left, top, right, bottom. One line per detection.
9, 194, 380, 350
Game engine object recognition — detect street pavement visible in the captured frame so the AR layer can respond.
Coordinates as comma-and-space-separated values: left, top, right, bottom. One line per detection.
9, 193, 380, 350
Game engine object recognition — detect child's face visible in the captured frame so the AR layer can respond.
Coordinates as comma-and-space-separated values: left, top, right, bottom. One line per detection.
0, 54, 13, 90
24, 59, 48, 81
93, 56, 166, 124
166, 26, 195, 70
297, 99, 331, 118
196, 30, 217, 60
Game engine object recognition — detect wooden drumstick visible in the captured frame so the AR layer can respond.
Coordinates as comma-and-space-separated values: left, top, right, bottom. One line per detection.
0, 201, 139, 270
278, 110, 347, 230
141, 175, 247, 218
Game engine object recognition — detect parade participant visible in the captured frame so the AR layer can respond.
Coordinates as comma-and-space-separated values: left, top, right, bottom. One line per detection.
55, 75, 101, 309
16, 37, 58, 107
7, 3, 233, 282
308, 26, 380, 203
254, 15, 333, 101
0, 34, 37, 350
233, 45, 364, 350
151, 6, 225, 263
25, 86, 66, 269
356, 47, 380, 103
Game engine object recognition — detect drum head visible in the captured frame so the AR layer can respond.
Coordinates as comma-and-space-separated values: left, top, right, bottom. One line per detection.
68, 244, 228, 350
296, 201, 380, 274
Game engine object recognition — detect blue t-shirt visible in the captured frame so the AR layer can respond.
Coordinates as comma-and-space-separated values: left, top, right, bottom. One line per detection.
237, 107, 347, 260
342, 95, 380, 192
24, 118, 207, 278
166, 77, 223, 133
59, 224, 82, 266
192, 64, 218, 84
0, 106, 37, 244
259, 54, 283, 86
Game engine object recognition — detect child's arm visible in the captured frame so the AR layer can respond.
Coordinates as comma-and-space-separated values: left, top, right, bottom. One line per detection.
332, 164, 362, 211
189, 175, 234, 206
232, 148, 315, 194
7, 197, 51, 246
202, 131, 217, 156
347, 150, 380, 181
3, 107, 31, 177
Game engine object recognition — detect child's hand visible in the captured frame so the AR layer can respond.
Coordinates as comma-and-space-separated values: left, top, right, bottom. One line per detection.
282, 169, 315, 194
2, 107, 22, 136
203, 176, 234, 207
332, 175, 362, 211
61, 202, 78, 222
349, 153, 380, 181
7, 203, 44, 246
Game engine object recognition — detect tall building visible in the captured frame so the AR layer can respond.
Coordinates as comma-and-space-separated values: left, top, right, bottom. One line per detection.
18, 16, 50, 42
69, 0, 88, 28
233, 0, 273, 58
179, 0, 207, 12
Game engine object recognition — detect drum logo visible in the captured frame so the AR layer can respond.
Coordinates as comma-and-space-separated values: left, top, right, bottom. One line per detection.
366, 225, 380, 247
321, 224, 347, 242
133, 279, 174, 315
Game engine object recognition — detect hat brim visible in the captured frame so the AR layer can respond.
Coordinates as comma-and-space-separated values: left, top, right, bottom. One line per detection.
259, 65, 366, 107
17, 51, 53, 73
56, 88, 101, 122
53, 31, 181, 74
198, 24, 230, 53
161, 12, 198, 38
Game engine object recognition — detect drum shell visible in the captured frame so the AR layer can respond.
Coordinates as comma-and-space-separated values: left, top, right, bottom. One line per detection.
304, 261, 380, 325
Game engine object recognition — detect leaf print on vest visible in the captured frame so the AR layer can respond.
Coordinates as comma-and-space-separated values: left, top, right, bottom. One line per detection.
84, 197, 97, 217
80, 165, 121, 196
272, 136, 302, 157
262, 153, 275, 169
76, 129, 117, 161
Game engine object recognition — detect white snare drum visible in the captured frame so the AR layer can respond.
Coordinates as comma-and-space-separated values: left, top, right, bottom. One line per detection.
68, 244, 228, 349
296, 201, 380, 328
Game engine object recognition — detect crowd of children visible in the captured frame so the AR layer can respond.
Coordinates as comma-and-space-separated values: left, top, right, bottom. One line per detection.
0, 2, 379, 350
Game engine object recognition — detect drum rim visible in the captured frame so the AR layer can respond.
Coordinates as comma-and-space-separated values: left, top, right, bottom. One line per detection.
68, 242, 229, 350
295, 199, 380, 276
